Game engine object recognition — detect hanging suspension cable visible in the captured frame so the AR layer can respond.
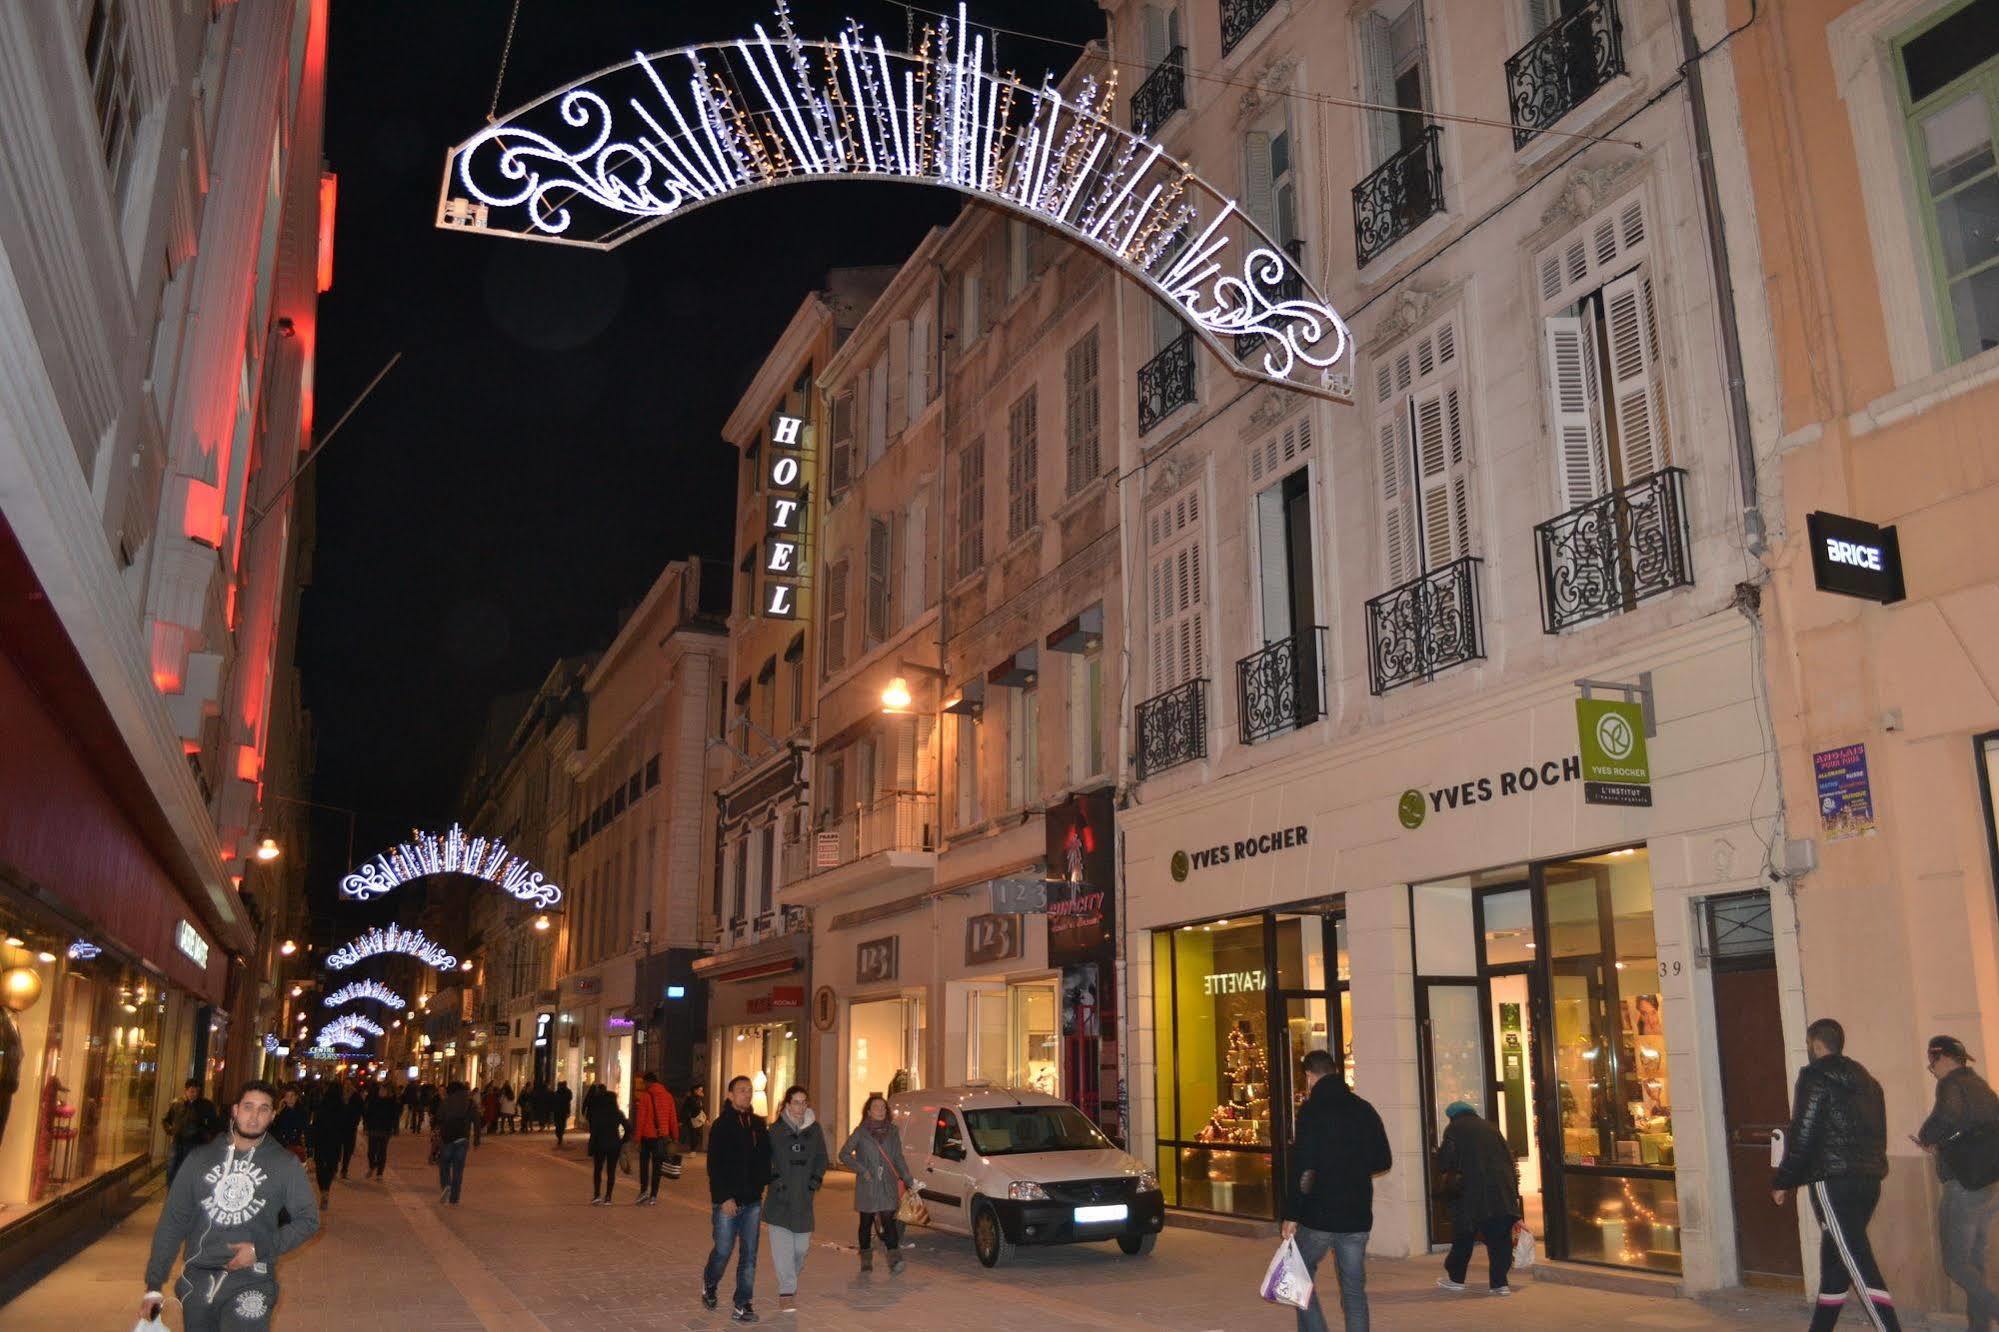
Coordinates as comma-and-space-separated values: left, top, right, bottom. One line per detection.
487, 0, 525, 124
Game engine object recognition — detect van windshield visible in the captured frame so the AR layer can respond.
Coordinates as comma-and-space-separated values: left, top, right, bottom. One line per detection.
962, 1105, 1109, 1155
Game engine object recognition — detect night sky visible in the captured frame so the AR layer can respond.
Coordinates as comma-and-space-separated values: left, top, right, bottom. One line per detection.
299, 1, 1103, 907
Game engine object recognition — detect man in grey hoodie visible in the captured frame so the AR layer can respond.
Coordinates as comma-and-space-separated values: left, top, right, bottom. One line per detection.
141, 1079, 319, 1330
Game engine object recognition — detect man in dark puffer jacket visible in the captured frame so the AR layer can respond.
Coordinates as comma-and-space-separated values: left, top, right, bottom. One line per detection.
1773, 1017, 1901, 1331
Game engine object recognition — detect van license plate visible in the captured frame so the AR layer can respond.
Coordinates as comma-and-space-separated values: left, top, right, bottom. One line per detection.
1073, 1204, 1128, 1224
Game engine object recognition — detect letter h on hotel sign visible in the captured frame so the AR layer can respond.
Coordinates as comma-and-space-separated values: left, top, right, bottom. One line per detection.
764, 412, 808, 619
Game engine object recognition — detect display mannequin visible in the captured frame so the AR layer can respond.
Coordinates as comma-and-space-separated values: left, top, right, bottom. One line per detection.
0, 965, 42, 1156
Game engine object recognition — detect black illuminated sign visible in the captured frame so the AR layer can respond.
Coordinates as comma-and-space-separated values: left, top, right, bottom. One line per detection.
1807, 511, 1904, 604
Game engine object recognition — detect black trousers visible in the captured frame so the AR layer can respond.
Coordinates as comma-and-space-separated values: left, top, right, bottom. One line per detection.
1808, 1176, 1903, 1331
366, 1132, 390, 1174
339, 1133, 358, 1176
857, 1210, 901, 1251
1443, 1215, 1514, 1290
638, 1139, 671, 1196
593, 1148, 619, 1199
313, 1147, 338, 1195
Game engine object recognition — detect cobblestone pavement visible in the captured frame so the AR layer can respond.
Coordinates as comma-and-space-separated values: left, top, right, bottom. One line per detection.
8, 1130, 1815, 1330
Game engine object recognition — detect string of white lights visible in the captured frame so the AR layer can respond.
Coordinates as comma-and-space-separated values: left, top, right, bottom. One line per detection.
319, 1013, 386, 1041
322, 979, 408, 1010
325, 924, 458, 972
340, 823, 562, 907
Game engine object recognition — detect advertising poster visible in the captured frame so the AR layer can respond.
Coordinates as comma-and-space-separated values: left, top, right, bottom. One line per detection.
1046, 789, 1120, 1143
1813, 744, 1877, 841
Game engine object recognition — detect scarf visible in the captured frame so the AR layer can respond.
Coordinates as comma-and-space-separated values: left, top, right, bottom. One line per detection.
863, 1115, 894, 1140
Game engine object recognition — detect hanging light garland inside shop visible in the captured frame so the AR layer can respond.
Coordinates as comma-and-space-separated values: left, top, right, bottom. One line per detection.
321, 979, 407, 1010
325, 924, 458, 972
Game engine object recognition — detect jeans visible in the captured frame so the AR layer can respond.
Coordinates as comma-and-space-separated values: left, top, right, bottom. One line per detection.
593, 1148, 619, 1199
437, 1138, 468, 1202
366, 1133, 390, 1175
857, 1209, 902, 1251
768, 1223, 812, 1296
1294, 1227, 1369, 1331
1807, 1176, 1901, 1332
168, 1139, 195, 1185
639, 1138, 671, 1196
703, 1201, 761, 1308
1444, 1216, 1514, 1290
1943, 1180, 1999, 1332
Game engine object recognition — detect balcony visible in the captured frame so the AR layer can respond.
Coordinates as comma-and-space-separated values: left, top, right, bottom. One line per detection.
1131, 46, 1186, 131
1135, 677, 1208, 780
785, 791, 937, 903
1236, 628, 1328, 745
1138, 329, 1197, 435
1505, 0, 1626, 148
1365, 556, 1485, 695
1352, 126, 1445, 268
1534, 467, 1692, 634
1234, 238, 1307, 361
1220, 0, 1279, 55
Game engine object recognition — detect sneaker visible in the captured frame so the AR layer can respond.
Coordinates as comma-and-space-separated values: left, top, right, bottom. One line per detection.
1490, 1286, 1513, 1297
1436, 1277, 1468, 1292
701, 1286, 718, 1311
777, 1293, 796, 1313
731, 1304, 758, 1324
439, 1188, 451, 1203
888, 1254, 904, 1275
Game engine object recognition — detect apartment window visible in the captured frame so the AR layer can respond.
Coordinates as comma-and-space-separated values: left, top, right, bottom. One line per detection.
1147, 480, 1207, 692
1375, 312, 1475, 585
1069, 642, 1105, 783
954, 712, 982, 828
824, 560, 850, 675
1253, 425, 1318, 645
82, 0, 142, 195
961, 267, 982, 341
1007, 683, 1039, 810
759, 656, 778, 737
786, 632, 806, 728
758, 822, 775, 915
866, 514, 894, 645
1065, 328, 1102, 495
901, 494, 927, 629
956, 437, 986, 580
1898, 1, 1999, 361
1007, 219, 1032, 297
1359, 0, 1432, 166
1244, 111, 1300, 256
830, 387, 856, 495
731, 837, 749, 922
1537, 196, 1669, 510
1007, 389, 1039, 539
866, 352, 889, 465
908, 303, 933, 415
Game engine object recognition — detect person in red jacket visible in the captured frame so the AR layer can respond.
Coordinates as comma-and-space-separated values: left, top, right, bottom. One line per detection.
633, 1071, 680, 1205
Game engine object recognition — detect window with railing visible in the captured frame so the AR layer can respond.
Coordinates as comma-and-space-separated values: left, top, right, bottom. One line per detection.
1505, 0, 1626, 148
1353, 125, 1445, 266
1221, 0, 1279, 56
808, 791, 938, 871
1132, 45, 1187, 131
1138, 329, 1197, 435
1365, 556, 1485, 694
1237, 628, 1327, 744
1136, 677, 1207, 779
1535, 467, 1691, 633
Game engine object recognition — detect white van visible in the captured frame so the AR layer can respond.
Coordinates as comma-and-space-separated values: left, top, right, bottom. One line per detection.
888, 1085, 1165, 1267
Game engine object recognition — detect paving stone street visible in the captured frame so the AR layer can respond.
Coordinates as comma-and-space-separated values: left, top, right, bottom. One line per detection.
5, 1130, 1819, 1330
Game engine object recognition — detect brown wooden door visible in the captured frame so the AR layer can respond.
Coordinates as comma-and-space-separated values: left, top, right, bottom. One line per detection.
1712, 963, 1803, 1284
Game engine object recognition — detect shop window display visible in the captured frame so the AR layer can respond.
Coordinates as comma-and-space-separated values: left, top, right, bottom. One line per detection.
1164, 920, 1273, 1216
847, 995, 924, 1128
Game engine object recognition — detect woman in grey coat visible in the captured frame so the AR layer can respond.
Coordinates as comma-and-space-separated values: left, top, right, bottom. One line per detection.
837, 1092, 916, 1273
764, 1085, 829, 1313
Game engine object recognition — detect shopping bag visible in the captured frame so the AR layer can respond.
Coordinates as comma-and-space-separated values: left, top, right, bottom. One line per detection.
894, 1187, 930, 1227
662, 1150, 683, 1180
133, 1316, 166, 1332
1259, 1236, 1314, 1310
1512, 1222, 1537, 1270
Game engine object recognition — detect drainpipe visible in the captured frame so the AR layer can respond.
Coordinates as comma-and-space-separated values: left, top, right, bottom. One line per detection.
1674, 0, 1765, 556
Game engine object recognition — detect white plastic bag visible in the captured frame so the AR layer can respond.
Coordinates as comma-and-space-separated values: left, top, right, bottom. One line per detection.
1259, 1236, 1315, 1310
133, 1317, 166, 1332
1512, 1223, 1537, 1271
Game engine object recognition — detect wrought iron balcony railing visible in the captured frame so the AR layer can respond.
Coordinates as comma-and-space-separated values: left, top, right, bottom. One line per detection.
1234, 238, 1307, 360
1505, 0, 1626, 148
1352, 126, 1445, 268
1534, 467, 1692, 634
1138, 328, 1197, 435
807, 791, 936, 873
1237, 628, 1328, 745
1365, 556, 1485, 695
1220, 0, 1279, 55
1131, 46, 1186, 132
1136, 677, 1207, 780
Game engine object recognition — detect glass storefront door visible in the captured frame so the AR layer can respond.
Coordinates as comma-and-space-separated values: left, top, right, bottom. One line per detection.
846, 995, 924, 1129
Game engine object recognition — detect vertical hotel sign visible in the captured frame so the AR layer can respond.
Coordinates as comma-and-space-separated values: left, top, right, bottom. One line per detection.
763, 412, 808, 619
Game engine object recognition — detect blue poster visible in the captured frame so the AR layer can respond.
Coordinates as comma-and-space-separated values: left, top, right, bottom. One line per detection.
1813, 744, 1877, 841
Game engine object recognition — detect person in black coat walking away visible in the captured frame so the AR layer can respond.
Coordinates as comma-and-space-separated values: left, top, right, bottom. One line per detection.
339, 1081, 365, 1178
1434, 1101, 1521, 1297
435, 1081, 476, 1205
553, 1080, 574, 1148
701, 1075, 772, 1323
1919, 1034, 1999, 1332
680, 1085, 708, 1153
1774, 1017, 1902, 1331
308, 1083, 346, 1209
401, 1080, 422, 1133
363, 1081, 400, 1177
583, 1082, 629, 1205
1283, 1051, 1391, 1330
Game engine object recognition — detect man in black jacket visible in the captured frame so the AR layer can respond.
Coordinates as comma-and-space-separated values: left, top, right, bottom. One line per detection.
1773, 1017, 1902, 1332
1434, 1102, 1521, 1296
1918, 1034, 1999, 1331
162, 1078, 219, 1185
1282, 1050, 1390, 1331
701, 1075, 772, 1323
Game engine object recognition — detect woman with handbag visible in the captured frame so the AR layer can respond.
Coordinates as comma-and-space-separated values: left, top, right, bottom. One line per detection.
764, 1086, 829, 1313
583, 1081, 629, 1205
838, 1093, 917, 1274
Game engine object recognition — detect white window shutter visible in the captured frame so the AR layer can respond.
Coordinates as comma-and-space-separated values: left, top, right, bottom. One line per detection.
1414, 382, 1473, 567
830, 389, 855, 493
866, 515, 892, 643
1526, 0, 1558, 34
1143, 3, 1169, 65
1602, 270, 1671, 484
867, 358, 888, 463
887, 323, 909, 436
1148, 484, 1206, 692
1358, 11, 1399, 165
1378, 408, 1417, 586
960, 269, 980, 339
908, 305, 931, 411
1544, 313, 1610, 509
1243, 131, 1275, 235
901, 493, 925, 628
1255, 484, 1290, 644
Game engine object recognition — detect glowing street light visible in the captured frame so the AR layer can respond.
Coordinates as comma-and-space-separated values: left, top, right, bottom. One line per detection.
533, 914, 551, 932
880, 676, 913, 713
279, 939, 297, 956
255, 837, 282, 862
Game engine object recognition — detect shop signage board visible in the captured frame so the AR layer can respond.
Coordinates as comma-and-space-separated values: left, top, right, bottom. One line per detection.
763, 413, 808, 619
1169, 825, 1307, 881
812, 985, 837, 1032
1046, 790, 1116, 967
570, 975, 602, 996
1577, 698, 1652, 808
965, 913, 1024, 966
1807, 511, 1905, 604
747, 984, 806, 1015
174, 919, 209, 967
1813, 744, 1877, 841
856, 936, 898, 984
1394, 756, 1583, 828
990, 876, 1049, 913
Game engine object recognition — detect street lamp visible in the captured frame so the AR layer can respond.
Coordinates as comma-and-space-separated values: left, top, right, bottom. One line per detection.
279, 939, 297, 956
255, 837, 282, 862
533, 914, 551, 932
879, 661, 946, 715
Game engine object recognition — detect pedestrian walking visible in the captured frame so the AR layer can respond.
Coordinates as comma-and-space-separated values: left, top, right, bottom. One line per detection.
681, 1085, 708, 1153
272, 1087, 310, 1163
307, 1082, 346, 1209
363, 1081, 399, 1178
401, 1080, 421, 1133
634, 1070, 681, 1204
498, 1082, 516, 1133
140, 1079, 319, 1331
701, 1074, 772, 1323
553, 1080, 574, 1148
1773, 1017, 1902, 1331
339, 1081, 364, 1177
1918, 1035, 1999, 1331
420, 1081, 440, 1131
1433, 1102, 1522, 1297
838, 1092, 915, 1275
584, 1082, 630, 1205
435, 1080, 475, 1205
481, 1082, 500, 1135
764, 1085, 829, 1314
162, 1078, 220, 1185
1282, 1049, 1392, 1330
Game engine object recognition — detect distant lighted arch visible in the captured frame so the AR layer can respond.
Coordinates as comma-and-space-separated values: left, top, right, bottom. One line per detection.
323, 979, 407, 1011
339, 824, 562, 907
439, 5, 1353, 399
325, 924, 458, 972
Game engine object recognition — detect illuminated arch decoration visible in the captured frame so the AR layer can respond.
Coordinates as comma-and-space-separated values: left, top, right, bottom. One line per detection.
320, 1014, 387, 1043
325, 924, 458, 972
322, 979, 407, 1011
340, 824, 563, 907
439, 3, 1353, 399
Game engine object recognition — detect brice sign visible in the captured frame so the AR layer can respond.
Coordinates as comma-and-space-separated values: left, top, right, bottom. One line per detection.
1807, 511, 1905, 604
763, 412, 808, 619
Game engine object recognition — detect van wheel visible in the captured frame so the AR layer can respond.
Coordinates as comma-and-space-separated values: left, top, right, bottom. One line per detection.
1117, 1233, 1157, 1256
973, 1202, 1014, 1268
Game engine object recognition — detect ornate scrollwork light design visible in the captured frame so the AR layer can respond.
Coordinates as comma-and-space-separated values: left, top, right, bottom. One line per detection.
322, 979, 408, 1011
319, 1014, 387, 1045
325, 924, 458, 973
439, 3, 1352, 399
340, 823, 562, 908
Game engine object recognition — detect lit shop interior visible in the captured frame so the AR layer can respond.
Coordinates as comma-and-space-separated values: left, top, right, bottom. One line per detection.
1412, 847, 1676, 1273
844, 994, 925, 1127
1150, 906, 1350, 1219
722, 1021, 798, 1119
961, 979, 1059, 1095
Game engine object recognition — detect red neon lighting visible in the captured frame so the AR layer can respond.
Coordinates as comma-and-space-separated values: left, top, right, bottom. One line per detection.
317, 173, 337, 293
182, 479, 224, 547
235, 744, 260, 782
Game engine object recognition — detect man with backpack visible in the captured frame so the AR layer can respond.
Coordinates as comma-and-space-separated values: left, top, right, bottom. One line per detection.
1918, 1035, 1999, 1332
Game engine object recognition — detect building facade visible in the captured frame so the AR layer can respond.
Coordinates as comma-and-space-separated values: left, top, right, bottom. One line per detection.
0, 0, 327, 1265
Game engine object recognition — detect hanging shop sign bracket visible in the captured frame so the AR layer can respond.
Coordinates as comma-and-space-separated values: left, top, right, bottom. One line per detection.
1574, 672, 1656, 738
